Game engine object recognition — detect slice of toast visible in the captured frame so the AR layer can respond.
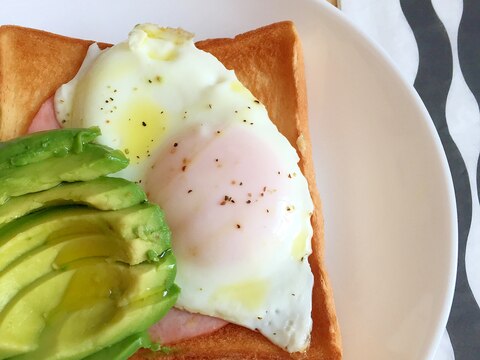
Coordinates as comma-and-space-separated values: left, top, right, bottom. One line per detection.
0, 22, 342, 359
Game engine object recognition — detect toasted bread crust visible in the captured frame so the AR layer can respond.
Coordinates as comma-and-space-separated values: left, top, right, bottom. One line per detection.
0, 26, 88, 139
0, 22, 341, 359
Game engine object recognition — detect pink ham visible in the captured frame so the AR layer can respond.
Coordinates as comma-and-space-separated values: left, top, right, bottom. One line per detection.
29, 95, 228, 342
28, 97, 61, 133
149, 308, 227, 344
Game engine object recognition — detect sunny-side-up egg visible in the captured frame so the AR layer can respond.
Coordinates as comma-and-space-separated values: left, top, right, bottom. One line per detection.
54, 23, 314, 352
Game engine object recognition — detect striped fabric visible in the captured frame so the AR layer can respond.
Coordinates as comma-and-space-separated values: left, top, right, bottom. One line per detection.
341, 0, 480, 359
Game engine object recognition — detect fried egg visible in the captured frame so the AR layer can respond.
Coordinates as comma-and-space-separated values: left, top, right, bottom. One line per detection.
55, 24, 314, 352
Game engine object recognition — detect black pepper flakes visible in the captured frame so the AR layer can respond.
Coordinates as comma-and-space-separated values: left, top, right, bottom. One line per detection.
148, 79, 152, 84
236, 224, 241, 229
246, 200, 251, 204
220, 195, 235, 205
254, 100, 260, 104
174, 143, 178, 147
182, 165, 187, 172
208, 104, 212, 109
142, 121, 147, 127
188, 189, 193, 194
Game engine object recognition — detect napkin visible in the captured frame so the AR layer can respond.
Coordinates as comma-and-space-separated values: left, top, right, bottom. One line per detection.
340, 0, 480, 359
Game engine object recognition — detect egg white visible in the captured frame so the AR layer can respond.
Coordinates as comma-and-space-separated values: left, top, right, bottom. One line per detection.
55, 24, 315, 352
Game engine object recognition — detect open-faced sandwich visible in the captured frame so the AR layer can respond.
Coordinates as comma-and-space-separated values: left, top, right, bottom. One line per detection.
0, 21, 341, 359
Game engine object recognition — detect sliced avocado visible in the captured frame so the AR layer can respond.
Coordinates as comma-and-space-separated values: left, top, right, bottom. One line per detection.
83, 332, 157, 360
0, 233, 125, 312
0, 204, 171, 271
0, 128, 179, 359
0, 127, 100, 171
22, 286, 180, 360
0, 177, 147, 226
0, 266, 75, 358
0, 202, 176, 359
1, 259, 178, 360
0, 143, 128, 204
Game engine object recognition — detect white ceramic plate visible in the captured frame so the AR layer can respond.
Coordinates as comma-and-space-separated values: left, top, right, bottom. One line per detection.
0, 1, 457, 359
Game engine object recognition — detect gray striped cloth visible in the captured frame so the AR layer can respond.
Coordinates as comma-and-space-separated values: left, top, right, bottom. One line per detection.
341, 0, 480, 359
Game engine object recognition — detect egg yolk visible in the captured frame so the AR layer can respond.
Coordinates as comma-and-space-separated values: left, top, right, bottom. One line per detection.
114, 99, 168, 165
146, 123, 310, 274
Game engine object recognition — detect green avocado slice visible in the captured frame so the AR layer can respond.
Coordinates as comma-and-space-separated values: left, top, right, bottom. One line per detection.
0, 259, 178, 360
0, 143, 128, 204
0, 128, 179, 360
84, 331, 173, 360
0, 127, 101, 171
29, 286, 180, 360
83, 332, 157, 360
0, 233, 134, 313
0, 177, 147, 226
0, 264, 75, 358
0, 204, 171, 272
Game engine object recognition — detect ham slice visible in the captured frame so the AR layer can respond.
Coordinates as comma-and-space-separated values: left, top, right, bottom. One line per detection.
29, 96, 228, 343
28, 97, 61, 133
149, 308, 228, 344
